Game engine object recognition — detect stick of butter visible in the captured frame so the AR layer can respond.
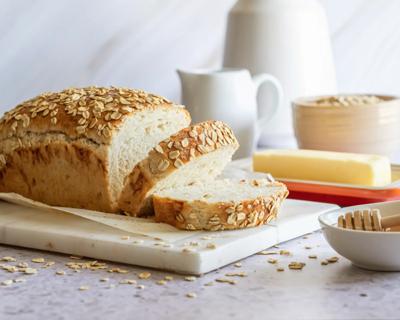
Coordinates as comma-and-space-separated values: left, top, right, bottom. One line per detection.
253, 149, 391, 187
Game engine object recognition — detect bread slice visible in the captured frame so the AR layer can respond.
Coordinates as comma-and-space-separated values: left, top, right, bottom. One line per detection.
118, 121, 239, 216
152, 179, 289, 231
0, 87, 190, 212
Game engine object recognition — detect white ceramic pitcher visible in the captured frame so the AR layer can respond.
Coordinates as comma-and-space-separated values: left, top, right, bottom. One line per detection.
223, 0, 337, 148
177, 68, 283, 159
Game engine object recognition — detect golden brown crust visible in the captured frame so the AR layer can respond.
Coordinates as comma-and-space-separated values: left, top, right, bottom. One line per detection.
153, 181, 289, 231
0, 86, 189, 213
118, 121, 239, 216
0, 86, 184, 145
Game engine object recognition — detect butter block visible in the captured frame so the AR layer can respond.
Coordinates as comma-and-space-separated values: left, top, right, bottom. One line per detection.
253, 149, 391, 186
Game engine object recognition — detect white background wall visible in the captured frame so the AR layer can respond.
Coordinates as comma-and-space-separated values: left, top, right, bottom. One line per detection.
1, 0, 400, 112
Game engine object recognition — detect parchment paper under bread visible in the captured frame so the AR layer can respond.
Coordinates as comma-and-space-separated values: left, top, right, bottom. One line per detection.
0, 161, 271, 242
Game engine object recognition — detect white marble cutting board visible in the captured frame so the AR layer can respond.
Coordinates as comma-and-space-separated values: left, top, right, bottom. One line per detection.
0, 199, 338, 275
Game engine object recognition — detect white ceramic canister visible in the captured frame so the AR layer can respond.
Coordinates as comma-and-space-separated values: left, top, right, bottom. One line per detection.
223, 0, 337, 148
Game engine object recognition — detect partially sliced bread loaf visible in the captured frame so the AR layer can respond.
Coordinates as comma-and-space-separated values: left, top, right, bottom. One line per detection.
118, 121, 239, 216
0, 87, 190, 212
152, 179, 289, 231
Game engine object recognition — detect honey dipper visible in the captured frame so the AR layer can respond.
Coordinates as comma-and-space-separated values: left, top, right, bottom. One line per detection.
337, 209, 400, 231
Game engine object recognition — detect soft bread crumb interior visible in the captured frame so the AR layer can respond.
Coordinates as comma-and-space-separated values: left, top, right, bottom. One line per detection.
155, 179, 283, 203
139, 146, 237, 214
109, 107, 189, 203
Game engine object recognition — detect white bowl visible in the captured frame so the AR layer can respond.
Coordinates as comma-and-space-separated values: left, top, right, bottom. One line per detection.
319, 200, 400, 271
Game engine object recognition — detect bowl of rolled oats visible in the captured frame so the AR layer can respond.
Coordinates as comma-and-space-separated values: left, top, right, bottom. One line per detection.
292, 94, 400, 157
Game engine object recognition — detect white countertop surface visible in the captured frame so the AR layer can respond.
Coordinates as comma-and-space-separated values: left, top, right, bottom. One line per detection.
1, 230, 399, 320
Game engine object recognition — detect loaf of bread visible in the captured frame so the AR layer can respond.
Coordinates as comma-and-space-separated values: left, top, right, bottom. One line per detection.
118, 121, 239, 216
0, 87, 190, 212
153, 179, 289, 230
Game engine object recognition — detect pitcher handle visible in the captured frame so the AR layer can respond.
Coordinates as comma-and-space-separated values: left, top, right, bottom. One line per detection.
252, 73, 284, 141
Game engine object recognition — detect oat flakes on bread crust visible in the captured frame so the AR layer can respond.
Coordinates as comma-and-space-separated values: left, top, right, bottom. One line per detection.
118, 120, 239, 217
0, 86, 190, 212
153, 179, 289, 231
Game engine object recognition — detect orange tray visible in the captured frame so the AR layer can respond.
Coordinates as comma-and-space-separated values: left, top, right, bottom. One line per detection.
233, 159, 400, 206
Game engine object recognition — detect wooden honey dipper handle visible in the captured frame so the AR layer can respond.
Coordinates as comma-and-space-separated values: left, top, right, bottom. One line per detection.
338, 208, 400, 231
381, 214, 400, 229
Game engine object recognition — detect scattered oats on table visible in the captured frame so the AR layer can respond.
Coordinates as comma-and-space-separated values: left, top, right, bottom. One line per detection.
276, 267, 285, 272
31, 258, 45, 263
268, 258, 278, 264
17, 262, 28, 268
304, 246, 312, 250
138, 272, 151, 279
100, 277, 109, 282
206, 243, 217, 249
121, 236, 130, 240
43, 261, 55, 268
24, 268, 37, 275
69, 256, 83, 260
182, 247, 195, 253
327, 256, 339, 263
79, 286, 89, 291
133, 240, 144, 244
308, 255, 318, 259
186, 292, 197, 298
164, 275, 174, 281
204, 282, 214, 286
288, 262, 306, 270
215, 278, 236, 285
225, 272, 247, 277
156, 280, 167, 285
137, 285, 145, 289
1, 279, 13, 286
55, 270, 66, 275
1, 256, 16, 262
279, 250, 291, 256
184, 276, 197, 282
257, 250, 278, 255
120, 279, 136, 285
321, 260, 329, 266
